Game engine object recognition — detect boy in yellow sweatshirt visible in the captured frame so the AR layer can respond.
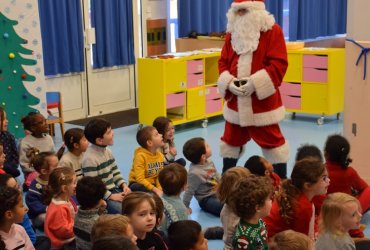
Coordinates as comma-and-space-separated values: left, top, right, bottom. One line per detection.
129, 126, 165, 196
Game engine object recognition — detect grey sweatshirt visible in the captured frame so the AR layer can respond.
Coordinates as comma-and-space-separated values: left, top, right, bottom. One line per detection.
183, 159, 221, 208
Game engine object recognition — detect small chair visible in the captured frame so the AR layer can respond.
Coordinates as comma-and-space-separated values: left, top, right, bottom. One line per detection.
46, 91, 65, 138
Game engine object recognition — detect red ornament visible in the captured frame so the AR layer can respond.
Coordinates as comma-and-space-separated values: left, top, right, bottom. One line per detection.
21, 73, 27, 79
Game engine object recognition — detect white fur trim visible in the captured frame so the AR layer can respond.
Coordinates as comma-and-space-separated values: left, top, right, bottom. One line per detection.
262, 141, 290, 164
220, 140, 244, 159
218, 71, 234, 97
238, 96, 253, 127
251, 69, 276, 100
237, 53, 252, 78
223, 102, 285, 127
231, 2, 265, 11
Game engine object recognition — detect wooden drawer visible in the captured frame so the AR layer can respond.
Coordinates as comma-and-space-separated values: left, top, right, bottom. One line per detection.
187, 73, 204, 88
205, 86, 221, 100
206, 98, 222, 114
303, 68, 328, 83
187, 59, 203, 74
281, 95, 301, 110
284, 54, 302, 82
303, 55, 328, 69
166, 92, 185, 109
280, 82, 301, 96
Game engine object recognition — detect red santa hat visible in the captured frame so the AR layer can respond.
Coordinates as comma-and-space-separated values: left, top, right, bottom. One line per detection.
231, 0, 266, 11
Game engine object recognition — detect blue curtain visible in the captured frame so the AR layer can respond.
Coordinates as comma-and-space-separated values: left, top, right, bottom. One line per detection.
38, 0, 84, 76
178, 0, 233, 38
265, 0, 284, 27
91, 0, 135, 69
289, 0, 347, 41
178, 0, 284, 38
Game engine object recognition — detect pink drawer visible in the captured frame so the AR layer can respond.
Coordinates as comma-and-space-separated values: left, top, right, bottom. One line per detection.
303, 55, 328, 69
205, 86, 221, 100
303, 68, 328, 82
166, 92, 185, 109
187, 59, 203, 73
279, 82, 301, 96
281, 95, 301, 110
187, 73, 204, 88
206, 99, 222, 114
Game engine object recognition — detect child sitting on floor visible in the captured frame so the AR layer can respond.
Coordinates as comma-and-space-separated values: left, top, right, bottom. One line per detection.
228, 175, 273, 250
25, 149, 58, 229
153, 116, 186, 166
59, 128, 89, 180
168, 220, 208, 250
74, 176, 107, 250
264, 158, 330, 240
128, 126, 165, 196
19, 112, 55, 188
268, 230, 314, 250
182, 137, 222, 217
217, 167, 250, 249
316, 192, 362, 250
244, 155, 281, 193
158, 162, 188, 234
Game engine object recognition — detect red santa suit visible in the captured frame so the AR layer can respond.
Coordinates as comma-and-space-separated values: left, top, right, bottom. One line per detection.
218, 0, 289, 166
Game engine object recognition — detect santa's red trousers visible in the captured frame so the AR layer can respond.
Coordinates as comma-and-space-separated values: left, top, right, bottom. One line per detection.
221, 121, 285, 149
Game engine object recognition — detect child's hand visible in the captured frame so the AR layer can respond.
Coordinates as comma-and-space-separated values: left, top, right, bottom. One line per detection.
121, 184, 131, 196
169, 146, 177, 156
152, 187, 163, 197
187, 207, 192, 215
109, 193, 124, 202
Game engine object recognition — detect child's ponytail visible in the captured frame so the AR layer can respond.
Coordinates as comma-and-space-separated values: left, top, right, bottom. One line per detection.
324, 134, 351, 169
278, 158, 325, 223
277, 179, 300, 222
44, 167, 75, 205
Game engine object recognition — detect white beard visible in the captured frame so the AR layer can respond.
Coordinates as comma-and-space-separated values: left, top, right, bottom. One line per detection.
226, 9, 275, 55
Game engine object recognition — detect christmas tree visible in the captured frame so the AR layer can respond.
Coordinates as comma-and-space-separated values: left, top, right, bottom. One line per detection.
0, 11, 39, 138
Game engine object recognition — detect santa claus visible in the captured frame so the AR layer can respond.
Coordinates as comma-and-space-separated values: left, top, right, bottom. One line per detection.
218, 0, 289, 178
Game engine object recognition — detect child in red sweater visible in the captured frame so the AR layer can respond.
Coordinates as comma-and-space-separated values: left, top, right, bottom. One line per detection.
44, 167, 77, 249
324, 134, 370, 213
264, 158, 329, 240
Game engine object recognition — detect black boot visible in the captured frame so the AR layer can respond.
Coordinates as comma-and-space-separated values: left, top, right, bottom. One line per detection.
223, 158, 238, 174
273, 163, 287, 179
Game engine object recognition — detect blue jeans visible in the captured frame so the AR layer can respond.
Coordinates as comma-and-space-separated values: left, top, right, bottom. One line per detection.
198, 195, 223, 217
129, 182, 151, 193
106, 188, 123, 214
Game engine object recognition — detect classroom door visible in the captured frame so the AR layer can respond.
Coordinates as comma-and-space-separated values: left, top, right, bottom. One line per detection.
82, 0, 136, 116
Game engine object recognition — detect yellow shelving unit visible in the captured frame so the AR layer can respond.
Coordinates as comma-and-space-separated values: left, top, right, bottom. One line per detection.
138, 52, 222, 127
279, 48, 345, 124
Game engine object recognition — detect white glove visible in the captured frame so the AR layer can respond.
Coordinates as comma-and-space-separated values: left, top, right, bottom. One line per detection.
228, 81, 245, 96
240, 79, 255, 96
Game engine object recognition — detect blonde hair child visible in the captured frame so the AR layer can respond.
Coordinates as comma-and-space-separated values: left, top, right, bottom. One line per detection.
269, 230, 313, 250
91, 214, 137, 244
122, 192, 168, 249
217, 167, 250, 250
316, 192, 362, 250
44, 167, 77, 249
25, 149, 58, 228
59, 128, 89, 179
